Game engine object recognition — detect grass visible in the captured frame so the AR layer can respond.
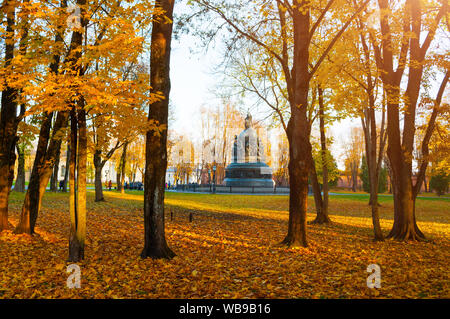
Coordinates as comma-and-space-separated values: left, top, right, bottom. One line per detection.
1, 189, 449, 299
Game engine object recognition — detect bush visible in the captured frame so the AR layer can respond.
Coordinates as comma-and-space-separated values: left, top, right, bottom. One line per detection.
430, 172, 449, 196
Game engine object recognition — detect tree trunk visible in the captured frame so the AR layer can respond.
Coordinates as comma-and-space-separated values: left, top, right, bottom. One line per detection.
383, 83, 424, 241
309, 156, 325, 224
67, 0, 87, 261
386, 159, 423, 240
14, 0, 66, 234
0, 2, 19, 232
279, 1, 314, 248
119, 141, 128, 194
116, 171, 121, 191
68, 107, 82, 261
8, 136, 17, 191
360, 96, 384, 240
351, 166, 357, 192
50, 146, 61, 191
141, 0, 176, 260
93, 150, 105, 201
376, 0, 447, 241
367, 107, 384, 241
385, 157, 393, 194
385, 82, 419, 241
69, 107, 87, 262
63, 144, 70, 192
317, 86, 330, 223
283, 114, 310, 247
281, 4, 310, 248
13, 144, 26, 192
14, 113, 53, 234
14, 112, 68, 234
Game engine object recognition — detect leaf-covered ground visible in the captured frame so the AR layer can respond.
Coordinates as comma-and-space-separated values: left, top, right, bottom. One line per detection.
0, 191, 448, 298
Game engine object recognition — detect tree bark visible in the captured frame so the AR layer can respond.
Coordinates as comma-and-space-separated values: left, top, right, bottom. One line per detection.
116, 171, 121, 191
351, 165, 358, 192
69, 106, 87, 262
93, 150, 105, 201
50, 146, 61, 191
13, 144, 26, 192
141, 0, 176, 259
309, 156, 324, 223
119, 141, 128, 194
93, 139, 121, 200
412, 71, 448, 199
280, 4, 310, 248
357, 56, 385, 240
68, 107, 82, 261
14, 112, 68, 234
366, 105, 384, 240
0, 1, 20, 232
317, 86, 331, 223
63, 143, 70, 192
67, 0, 87, 262
375, 0, 447, 241
14, 0, 67, 234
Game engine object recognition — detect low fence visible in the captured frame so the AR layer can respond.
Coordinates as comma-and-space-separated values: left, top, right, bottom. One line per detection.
173, 184, 291, 194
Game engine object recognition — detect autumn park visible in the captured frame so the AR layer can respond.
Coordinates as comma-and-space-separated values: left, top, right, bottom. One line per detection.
0, 0, 449, 304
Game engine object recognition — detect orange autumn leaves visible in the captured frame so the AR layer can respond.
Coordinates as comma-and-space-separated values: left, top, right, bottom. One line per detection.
1, 191, 449, 299
1, 0, 163, 119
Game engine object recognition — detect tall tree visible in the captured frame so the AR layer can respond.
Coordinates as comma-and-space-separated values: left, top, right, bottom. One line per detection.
14, 0, 156, 235
62, 143, 70, 192
14, 0, 69, 235
13, 144, 25, 192
344, 127, 364, 192
372, 0, 448, 240
0, 0, 28, 231
312, 86, 331, 223
333, 7, 388, 240
13, 120, 37, 193
49, 147, 62, 191
190, 0, 369, 246
117, 141, 129, 194
141, 0, 176, 259
93, 140, 121, 201
90, 61, 150, 201
67, 0, 88, 262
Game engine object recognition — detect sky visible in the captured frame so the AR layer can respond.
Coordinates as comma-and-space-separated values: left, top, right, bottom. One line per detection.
167, 2, 448, 171
169, 30, 361, 170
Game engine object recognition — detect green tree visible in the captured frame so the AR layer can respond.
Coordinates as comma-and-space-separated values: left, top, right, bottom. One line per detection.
430, 172, 449, 196
313, 146, 339, 188
378, 166, 387, 194
361, 155, 387, 193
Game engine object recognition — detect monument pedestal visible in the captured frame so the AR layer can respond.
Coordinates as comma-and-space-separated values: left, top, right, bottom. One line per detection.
224, 162, 273, 187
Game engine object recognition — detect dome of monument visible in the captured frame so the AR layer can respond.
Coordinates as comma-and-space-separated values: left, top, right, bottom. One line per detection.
238, 126, 257, 140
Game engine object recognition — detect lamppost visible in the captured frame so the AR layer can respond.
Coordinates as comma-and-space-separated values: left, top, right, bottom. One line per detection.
208, 169, 211, 192
212, 165, 216, 193
105, 170, 109, 189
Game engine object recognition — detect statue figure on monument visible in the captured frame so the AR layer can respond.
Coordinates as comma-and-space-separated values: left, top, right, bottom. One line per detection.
224, 111, 273, 187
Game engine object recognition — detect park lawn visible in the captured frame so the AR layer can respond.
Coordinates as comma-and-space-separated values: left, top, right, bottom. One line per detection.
0, 190, 448, 299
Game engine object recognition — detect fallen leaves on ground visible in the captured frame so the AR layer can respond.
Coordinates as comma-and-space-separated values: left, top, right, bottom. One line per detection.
0, 191, 448, 299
